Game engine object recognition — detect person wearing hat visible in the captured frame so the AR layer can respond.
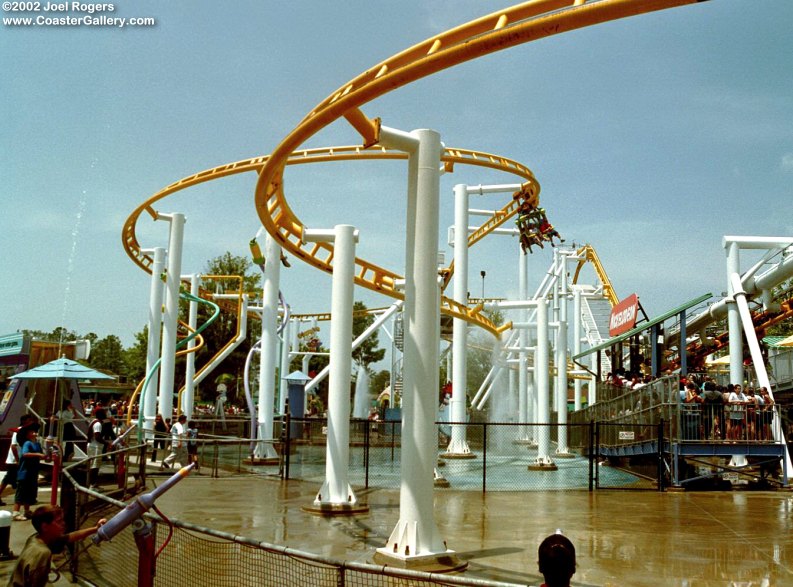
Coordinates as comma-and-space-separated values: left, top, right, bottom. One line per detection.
537, 531, 576, 587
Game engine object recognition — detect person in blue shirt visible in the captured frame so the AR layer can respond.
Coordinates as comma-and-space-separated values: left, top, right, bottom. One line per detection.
13, 424, 49, 521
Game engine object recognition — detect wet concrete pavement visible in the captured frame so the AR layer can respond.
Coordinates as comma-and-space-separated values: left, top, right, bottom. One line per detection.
154, 475, 793, 586
3, 474, 793, 586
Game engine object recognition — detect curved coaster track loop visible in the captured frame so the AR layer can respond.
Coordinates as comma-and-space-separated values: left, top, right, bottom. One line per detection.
251, 0, 701, 333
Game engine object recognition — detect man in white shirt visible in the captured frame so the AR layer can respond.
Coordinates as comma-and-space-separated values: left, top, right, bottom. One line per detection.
162, 414, 188, 469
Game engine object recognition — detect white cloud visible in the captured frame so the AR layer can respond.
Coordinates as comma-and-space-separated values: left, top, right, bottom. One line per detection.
781, 153, 793, 172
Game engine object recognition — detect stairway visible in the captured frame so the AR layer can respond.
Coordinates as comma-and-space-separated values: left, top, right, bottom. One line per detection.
581, 295, 613, 374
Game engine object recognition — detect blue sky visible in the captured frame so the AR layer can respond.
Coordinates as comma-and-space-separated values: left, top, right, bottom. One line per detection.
2, 0, 792, 347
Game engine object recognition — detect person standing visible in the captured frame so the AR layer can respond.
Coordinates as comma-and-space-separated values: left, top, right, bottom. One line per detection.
162, 414, 187, 470
151, 414, 169, 462
728, 384, 749, 441
0, 414, 34, 505
13, 425, 48, 521
87, 409, 107, 488
186, 420, 199, 472
8, 505, 106, 587
52, 401, 79, 462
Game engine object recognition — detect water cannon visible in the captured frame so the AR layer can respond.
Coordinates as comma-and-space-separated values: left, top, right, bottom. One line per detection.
92, 463, 194, 545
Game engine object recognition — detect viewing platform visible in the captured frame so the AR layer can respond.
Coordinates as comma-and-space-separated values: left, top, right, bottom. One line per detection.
570, 375, 790, 488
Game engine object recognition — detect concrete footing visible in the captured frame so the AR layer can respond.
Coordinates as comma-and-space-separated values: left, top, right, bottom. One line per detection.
302, 503, 370, 516
244, 457, 279, 466
373, 550, 468, 573
528, 462, 558, 472
439, 452, 477, 460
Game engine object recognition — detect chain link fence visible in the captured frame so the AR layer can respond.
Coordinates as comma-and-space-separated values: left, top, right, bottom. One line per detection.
282, 417, 661, 492
57, 456, 528, 587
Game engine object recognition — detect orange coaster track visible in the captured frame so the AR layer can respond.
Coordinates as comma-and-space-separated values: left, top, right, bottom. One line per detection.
251, 0, 702, 333
123, 147, 537, 335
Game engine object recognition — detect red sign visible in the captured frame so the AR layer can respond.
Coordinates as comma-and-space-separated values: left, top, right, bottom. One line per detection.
609, 294, 639, 336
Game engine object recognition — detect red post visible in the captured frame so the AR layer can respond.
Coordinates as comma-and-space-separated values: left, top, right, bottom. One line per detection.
50, 455, 60, 506
134, 522, 156, 587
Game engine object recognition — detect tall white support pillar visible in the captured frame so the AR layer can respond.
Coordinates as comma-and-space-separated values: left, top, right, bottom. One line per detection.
158, 213, 185, 420
444, 184, 473, 457
726, 241, 744, 385
729, 273, 793, 475
307, 225, 366, 512
529, 298, 557, 470
526, 330, 536, 446
376, 127, 461, 570
183, 274, 199, 418
573, 287, 583, 411
255, 232, 281, 460
518, 244, 530, 443
144, 246, 166, 439
278, 319, 292, 415
551, 251, 560, 413
508, 366, 517, 422
556, 252, 572, 457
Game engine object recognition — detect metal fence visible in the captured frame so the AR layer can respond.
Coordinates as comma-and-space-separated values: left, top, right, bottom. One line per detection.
282, 417, 661, 492
56, 453, 528, 587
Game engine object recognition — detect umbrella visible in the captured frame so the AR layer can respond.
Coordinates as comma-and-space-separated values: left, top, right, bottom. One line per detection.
11, 357, 114, 381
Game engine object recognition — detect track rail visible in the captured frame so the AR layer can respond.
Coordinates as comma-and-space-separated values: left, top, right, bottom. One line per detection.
123, 147, 537, 335
251, 0, 703, 333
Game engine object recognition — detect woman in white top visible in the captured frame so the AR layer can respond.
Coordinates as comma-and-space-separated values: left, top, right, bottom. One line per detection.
727, 384, 749, 441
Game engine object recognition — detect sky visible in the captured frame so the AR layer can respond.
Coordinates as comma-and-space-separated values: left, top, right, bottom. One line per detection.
1, 0, 792, 349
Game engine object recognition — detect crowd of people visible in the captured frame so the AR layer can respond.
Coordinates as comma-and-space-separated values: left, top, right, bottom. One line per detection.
681, 379, 776, 442
598, 368, 779, 443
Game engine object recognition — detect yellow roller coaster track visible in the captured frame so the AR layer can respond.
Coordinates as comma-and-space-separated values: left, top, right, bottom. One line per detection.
572, 244, 619, 306
251, 0, 703, 334
123, 146, 537, 336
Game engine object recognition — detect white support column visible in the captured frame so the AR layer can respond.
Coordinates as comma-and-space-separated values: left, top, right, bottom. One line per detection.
308, 225, 366, 512
158, 213, 185, 420
278, 319, 292, 415
556, 252, 572, 457
573, 287, 583, 411
144, 247, 165, 439
551, 251, 560, 414
376, 127, 461, 569
444, 184, 473, 457
518, 243, 530, 442
508, 366, 517, 422
726, 241, 744, 385
730, 273, 793, 475
183, 274, 199, 418
529, 298, 557, 470
255, 232, 281, 460
526, 329, 537, 446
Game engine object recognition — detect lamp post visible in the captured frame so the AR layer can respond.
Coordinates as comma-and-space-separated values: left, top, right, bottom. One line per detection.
480, 270, 486, 299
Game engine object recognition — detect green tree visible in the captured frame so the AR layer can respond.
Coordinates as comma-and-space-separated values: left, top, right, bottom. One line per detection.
351, 301, 386, 369
369, 369, 390, 397
22, 327, 79, 343
187, 252, 263, 405
124, 326, 149, 383
88, 334, 125, 375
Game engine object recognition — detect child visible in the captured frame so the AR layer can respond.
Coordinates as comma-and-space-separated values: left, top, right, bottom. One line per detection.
8, 505, 106, 586
14, 424, 48, 521
186, 420, 199, 472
